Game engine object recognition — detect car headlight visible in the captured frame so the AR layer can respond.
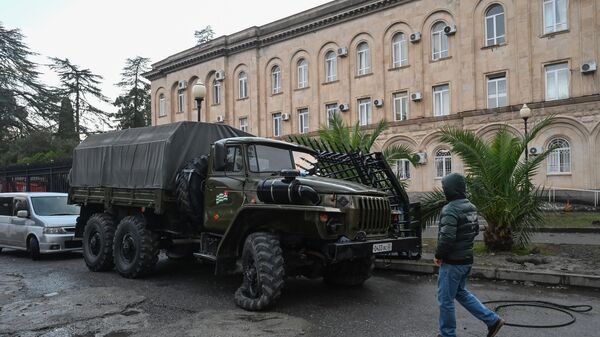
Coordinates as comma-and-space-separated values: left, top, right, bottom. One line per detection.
43, 227, 67, 234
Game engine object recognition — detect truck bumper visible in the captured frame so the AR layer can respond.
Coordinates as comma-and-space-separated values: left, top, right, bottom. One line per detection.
327, 237, 420, 262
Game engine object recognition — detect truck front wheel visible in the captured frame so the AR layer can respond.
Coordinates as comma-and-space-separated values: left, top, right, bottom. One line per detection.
83, 213, 116, 271
113, 216, 159, 278
234, 233, 285, 311
323, 256, 374, 286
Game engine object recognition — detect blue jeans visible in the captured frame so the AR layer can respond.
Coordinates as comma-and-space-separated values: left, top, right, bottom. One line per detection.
438, 263, 499, 337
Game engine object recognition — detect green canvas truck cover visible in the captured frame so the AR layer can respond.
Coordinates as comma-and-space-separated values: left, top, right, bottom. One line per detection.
69, 121, 252, 190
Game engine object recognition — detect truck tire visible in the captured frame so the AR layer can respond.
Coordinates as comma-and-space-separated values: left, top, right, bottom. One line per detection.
323, 256, 374, 286
113, 216, 159, 278
83, 213, 116, 271
175, 155, 208, 227
234, 233, 285, 311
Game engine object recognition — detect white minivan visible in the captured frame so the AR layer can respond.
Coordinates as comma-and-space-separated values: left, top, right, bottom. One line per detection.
0, 192, 81, 259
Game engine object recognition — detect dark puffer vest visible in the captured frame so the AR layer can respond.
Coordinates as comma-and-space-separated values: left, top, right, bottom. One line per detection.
435, 173, 479, 265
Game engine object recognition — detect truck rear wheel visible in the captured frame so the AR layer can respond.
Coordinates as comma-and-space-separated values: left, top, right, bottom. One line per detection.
323, 256, 374, 286
113, 215, 159, 278
175, 155, 208, 227
234, 233, 285, 311
83, 213, 116, 272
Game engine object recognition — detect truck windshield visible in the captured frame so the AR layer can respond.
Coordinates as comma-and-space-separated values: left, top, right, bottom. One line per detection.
30, 196, 80, 216
247, 145, 294, 172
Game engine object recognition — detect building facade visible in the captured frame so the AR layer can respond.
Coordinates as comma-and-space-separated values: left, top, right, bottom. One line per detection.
145, 0, 600, 193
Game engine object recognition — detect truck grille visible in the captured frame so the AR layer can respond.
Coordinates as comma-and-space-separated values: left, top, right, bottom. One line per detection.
356, 196, 390, 234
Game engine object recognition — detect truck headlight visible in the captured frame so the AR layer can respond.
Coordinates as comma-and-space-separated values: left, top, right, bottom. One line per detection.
44, 227, 67, 234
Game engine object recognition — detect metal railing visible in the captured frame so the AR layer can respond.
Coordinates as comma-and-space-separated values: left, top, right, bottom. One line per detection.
545, 187, 600, 208
0, 159, 72, 193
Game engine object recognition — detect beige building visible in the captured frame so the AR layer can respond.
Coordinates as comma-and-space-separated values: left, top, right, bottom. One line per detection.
145, 0, 600, 193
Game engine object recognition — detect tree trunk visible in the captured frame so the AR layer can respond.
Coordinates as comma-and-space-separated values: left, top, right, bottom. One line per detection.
483, 223, 514, 251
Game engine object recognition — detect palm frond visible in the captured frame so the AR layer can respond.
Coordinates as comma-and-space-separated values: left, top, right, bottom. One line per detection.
420, 189, 447, 227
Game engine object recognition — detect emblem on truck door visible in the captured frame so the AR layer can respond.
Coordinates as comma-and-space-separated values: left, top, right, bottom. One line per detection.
216, 191, 229, 205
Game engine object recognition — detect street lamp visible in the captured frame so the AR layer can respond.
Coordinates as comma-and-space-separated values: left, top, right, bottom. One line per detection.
192, 80, 207, 122
519, 104, 532, 161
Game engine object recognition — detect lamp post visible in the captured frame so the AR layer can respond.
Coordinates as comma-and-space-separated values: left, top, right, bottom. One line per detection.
519, 104, 532, 161
192, 80, 207, 122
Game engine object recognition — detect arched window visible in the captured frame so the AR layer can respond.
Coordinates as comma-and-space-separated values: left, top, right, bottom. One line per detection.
325, 51, 337, 82
158, 93, 166, 117
238, 71, 248, 98
212, 79, 221, 105
485, 4, 505, 46
357, 42, 370, 75
271, 65, 281, 94
392, 33, 407, 67
435, 148, 452, 178
547, 138, 571, 173
431, 21, 449, 60
297, 59, 308, 88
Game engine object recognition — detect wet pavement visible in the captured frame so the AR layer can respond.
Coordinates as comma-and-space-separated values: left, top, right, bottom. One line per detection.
1, 249, 599, 337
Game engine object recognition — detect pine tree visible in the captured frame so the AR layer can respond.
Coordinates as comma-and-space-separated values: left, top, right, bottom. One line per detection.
113, 56, 151, 129
194, 26, 215, 44
57, 97, 77, 139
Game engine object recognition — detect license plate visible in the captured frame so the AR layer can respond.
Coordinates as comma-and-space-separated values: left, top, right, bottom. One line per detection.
372, 242, 393, 253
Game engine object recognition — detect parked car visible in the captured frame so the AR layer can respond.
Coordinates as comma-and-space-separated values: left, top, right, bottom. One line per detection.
0, 192, 82, 259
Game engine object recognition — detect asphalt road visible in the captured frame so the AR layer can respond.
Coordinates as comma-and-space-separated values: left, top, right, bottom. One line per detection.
1, 250, 599, 337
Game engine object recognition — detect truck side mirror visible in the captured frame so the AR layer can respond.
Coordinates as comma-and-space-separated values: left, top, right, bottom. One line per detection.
17, 210, 29, 218
214, 142, 227, 171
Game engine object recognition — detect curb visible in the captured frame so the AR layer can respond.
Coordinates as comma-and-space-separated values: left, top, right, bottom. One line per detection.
375, 259, 600, 289
534, 227, 600, 233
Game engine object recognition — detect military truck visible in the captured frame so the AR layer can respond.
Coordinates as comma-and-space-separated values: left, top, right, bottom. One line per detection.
69, 121, 421, 310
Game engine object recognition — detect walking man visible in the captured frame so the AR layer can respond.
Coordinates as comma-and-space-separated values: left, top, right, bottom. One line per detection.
434, 173, 504, 337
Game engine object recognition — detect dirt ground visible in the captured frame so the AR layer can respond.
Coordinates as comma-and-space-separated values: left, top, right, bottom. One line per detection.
422, 239, 600, 276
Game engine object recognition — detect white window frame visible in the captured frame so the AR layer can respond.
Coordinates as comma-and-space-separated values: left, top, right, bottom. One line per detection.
271, 65, 281, 94
212, 79, 221, 105
158, 94, 166, 117
487, 74, 507, 108
239, 117, 248, 132
297, 59, 308, 88
435, 149, 452, 178
544, 0, 568, 34
393, 92, 409, 121
238, 72, 248, 99
326, 103, 338, 127
392, 33, 408, 67
431, 21, 449, 60
433, 84, 450, 116
358, 98, 372, 126
547, 138, 571, 173
177, 91, 184, 113
272, 113, 282, 137
545, 62, 569, 101
325, 51, 337, 82
485, 4, 506, 46
357, 42, 370, 75
394, 159, 411, 180
298, 108, 309, 134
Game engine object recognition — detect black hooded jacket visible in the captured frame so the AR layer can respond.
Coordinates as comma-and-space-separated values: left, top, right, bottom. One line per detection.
434, 173, 479, 265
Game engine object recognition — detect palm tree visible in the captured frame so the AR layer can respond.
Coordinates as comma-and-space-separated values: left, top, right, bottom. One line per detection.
421, 116, 555, 251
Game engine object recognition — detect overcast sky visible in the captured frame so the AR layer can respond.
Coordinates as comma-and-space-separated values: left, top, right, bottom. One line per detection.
1, 0, 330, 129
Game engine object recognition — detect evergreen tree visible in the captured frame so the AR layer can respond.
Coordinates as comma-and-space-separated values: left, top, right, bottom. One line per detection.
113, 56, 151, 129
49, 57, 110, 134
57, 97, 77, 139
194, 26, 215, 44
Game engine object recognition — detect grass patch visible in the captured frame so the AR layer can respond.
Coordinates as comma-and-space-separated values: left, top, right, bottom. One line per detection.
541, 212, 600, 228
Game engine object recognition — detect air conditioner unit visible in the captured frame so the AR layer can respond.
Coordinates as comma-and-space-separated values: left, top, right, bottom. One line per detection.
529, 147, 543, 156
409, 32, 421, 43
416, 152, 427, 164
411, 92, 423, 101
216, 115, 224, 123
444, 25, 457, 35
337, 47, 348, 57
178, 80, 187, 90
281, 113, 290, 121
215, 70, 225, 81
374, 98, 384, 107
338, 103, 350, 112
581, 60, 597, 74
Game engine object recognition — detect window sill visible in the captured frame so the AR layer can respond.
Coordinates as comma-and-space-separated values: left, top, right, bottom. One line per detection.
294, 86, 310, 91
322, 80, 339, 85
211, 103, 221, 107
394, 118, 409, 122
354, 72, 373, 79
430, 56, 452, 63
541, 29, 569, 39
388, 64, 410, 71
545, 96, 570, 102
481, 42, 507, 50
433, 114, 450, 118
547, 172, 572, 176
271, 91, 283, 96
176, 111, 184, 114
236, 97, 249, 101
158, 115, 167, 118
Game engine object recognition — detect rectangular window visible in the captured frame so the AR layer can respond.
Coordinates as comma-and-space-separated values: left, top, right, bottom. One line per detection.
239, 77, 248, 98
545, 63, 569, 101
213, 82, 221, 105
433, 84, 450, 116
358, 98, 372, 126
357, 48, 370, 75
486, 8, 505, 46
392, 35, 408, 67
544, 0, 568, 34
272, 69, 281, 94
0, 197, 13, 216
326, 53, 337, 82
394, 159, 411, 180
272, 113, 282, 137
393, 92, 408, 121
159, 96, 166, 117
298, 63, 308, 88
435, 150, 452, 178
239, 117, 248, 132
298, 108, 309, 134
177, 92, 184, 112
487, 74, 507, 108
326, 103, 338, 127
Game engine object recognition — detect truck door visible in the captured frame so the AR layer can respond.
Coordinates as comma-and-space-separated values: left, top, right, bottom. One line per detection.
0, 197, 13, 246
204, 145, 246, 233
